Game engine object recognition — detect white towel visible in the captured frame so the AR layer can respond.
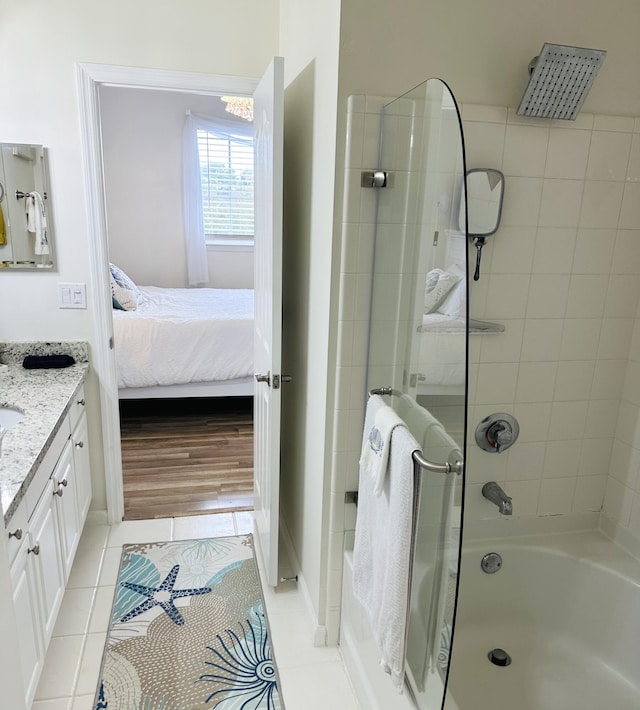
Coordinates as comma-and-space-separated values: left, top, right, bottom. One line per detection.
396, 394, 443, 448
25, 191, 49, 255
359, 395, 405, 496
353, 394, 419, 689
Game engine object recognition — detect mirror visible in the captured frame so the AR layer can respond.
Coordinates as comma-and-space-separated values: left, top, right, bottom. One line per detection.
459, 168, 504, 237
0, 143, 55, 270
459, 168, 504, 280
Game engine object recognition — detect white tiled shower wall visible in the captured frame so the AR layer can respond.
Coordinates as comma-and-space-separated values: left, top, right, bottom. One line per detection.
462, 105, 640, 554
330, 96, 640, 617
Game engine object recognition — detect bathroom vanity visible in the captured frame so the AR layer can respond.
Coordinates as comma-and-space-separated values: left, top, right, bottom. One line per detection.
0, 343, 91, 707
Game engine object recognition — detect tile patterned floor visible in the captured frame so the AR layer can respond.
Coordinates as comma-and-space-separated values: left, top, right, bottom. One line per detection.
32, 511, 361, 710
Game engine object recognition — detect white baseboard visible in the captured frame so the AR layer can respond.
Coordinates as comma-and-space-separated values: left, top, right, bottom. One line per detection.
278, 515, 328, 647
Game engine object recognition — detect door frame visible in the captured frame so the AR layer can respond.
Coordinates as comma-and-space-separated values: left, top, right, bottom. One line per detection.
77, 63, 259, 524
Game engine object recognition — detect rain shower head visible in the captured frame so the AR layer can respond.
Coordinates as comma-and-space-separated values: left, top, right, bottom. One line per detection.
517, 43, 606, 120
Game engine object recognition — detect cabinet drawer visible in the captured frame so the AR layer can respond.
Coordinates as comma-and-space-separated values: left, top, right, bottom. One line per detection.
68, 385, 87, 433
5, 499, 28, 566
25, 415, 71, 519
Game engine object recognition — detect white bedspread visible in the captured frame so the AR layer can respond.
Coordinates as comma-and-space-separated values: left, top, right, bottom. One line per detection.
418, 314, 466, 387
113, 286, 254, 389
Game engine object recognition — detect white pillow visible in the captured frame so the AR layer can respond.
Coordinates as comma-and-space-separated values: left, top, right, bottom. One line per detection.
110, 273, 138, 310
109, 263, 140, 297
437, 264, 466, 317
424, 268, 460, 313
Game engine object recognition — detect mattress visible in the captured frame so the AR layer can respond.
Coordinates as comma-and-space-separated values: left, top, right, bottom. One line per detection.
113, 286, 254, 389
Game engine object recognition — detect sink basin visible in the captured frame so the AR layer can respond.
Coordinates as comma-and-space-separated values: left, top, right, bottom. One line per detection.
0, 407, 24, 430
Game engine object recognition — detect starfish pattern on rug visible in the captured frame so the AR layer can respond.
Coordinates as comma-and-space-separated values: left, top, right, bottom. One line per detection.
119, 563, 211, 626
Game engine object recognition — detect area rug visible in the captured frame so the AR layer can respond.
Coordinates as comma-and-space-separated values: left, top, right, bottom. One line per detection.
94, 534, 284, 710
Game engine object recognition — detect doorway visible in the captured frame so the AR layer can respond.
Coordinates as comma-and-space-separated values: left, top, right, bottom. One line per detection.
97, 81, 256, 520
78, 63, 260, 524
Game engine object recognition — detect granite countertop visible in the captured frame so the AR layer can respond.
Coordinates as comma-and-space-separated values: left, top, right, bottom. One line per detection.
0, 342, 90, 525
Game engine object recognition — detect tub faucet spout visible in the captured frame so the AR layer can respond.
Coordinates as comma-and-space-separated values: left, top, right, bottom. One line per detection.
482, 481, 513, 515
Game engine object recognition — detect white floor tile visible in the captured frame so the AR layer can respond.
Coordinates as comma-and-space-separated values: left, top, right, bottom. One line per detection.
268, 609, 341, 668
278, 660, 361, 709
53, 587, 97, 637
70, 695, 95, 710
35, 635, 84, 700
77, 521, 110, 551
234, 510, 255, 534
74, 633, 107, 697
173, 512, 235, 540
262, 581, 306, 616
32, 699, 72, 710
98, 546, 124, 586
107, 517, 173, 548
66, 546, 105, 589
88, 586, 115, 634
86, 510, 108, 525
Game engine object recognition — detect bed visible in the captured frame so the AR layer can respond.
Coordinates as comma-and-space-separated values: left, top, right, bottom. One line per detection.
417, 313, 466, 394
112, 284, 254, 399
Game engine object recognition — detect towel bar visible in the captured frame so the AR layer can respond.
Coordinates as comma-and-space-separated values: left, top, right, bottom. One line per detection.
368, 386, 402, 397
369, 385, 464, 475
15, 189, 47, 200
413, 450, 463, 476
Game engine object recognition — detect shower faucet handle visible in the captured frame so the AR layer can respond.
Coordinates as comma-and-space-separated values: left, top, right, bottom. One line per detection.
487, 421, 513, 453
475, 413, 520, 453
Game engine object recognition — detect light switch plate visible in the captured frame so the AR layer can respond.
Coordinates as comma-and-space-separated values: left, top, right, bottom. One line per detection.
58, 282, 87, 309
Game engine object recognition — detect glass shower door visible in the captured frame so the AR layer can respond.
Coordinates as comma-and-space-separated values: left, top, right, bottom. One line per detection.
366, 77, 468, 710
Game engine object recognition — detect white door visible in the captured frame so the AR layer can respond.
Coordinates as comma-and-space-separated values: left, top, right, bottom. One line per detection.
253, 57, 284, 588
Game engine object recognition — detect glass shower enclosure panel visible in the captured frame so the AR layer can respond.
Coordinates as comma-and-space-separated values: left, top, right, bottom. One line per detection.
366, 78, 468, 710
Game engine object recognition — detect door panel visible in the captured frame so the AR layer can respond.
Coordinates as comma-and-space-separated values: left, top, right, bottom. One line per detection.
253, 56, 284, 588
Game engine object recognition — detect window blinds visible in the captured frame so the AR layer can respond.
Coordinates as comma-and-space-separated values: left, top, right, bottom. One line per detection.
196, 129, 254, 238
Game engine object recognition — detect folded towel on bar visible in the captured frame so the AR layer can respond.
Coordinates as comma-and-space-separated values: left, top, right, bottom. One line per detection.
25, 191, 49, 255
396, 394, 443, 447
353, 393, 419, 689
359, 394, 405, 496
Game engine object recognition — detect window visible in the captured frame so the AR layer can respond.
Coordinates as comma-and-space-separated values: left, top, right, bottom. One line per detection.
197, 129, 254, 246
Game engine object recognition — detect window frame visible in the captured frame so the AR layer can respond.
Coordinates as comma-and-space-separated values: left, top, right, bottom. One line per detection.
196, 125, 255, 249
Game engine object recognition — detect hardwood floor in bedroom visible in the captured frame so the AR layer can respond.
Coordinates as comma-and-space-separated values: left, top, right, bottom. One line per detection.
119, 397, 254, 520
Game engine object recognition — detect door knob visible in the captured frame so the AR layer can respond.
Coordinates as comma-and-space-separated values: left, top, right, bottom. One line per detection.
255, 372, 271, 386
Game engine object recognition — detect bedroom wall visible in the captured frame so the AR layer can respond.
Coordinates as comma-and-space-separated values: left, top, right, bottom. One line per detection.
0, 0, 279, 511
100, 86, 254, 289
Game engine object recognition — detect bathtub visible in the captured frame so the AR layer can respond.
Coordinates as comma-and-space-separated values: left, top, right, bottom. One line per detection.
447, 530, 640, 710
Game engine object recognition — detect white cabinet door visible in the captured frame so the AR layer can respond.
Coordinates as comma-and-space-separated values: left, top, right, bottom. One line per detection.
29, 478, 65, 645
52, 440, 81, 582
10, 536, 43, 708
71, 411, 92, 524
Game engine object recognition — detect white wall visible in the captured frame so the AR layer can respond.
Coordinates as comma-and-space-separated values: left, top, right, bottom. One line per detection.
100, 86, 254, 288
0, 0, 279, 509
278, 0, 342, 633
339, 0, 640, 117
